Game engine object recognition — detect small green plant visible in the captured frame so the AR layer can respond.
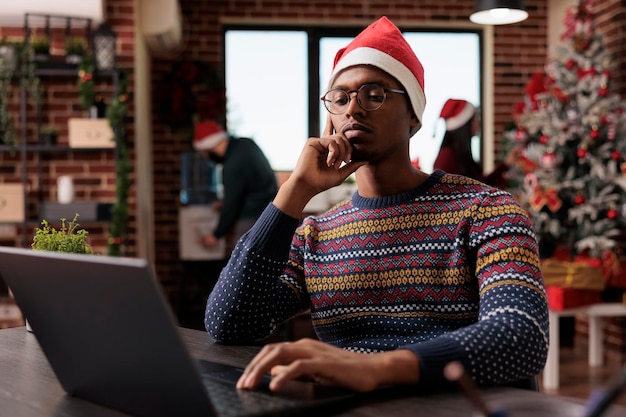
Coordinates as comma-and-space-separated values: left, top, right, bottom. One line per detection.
30, 36, 50, 55
65, 37, 87, 57
40, 125, 58, 145
32, 213, 93, 254
40, 125, 58, 135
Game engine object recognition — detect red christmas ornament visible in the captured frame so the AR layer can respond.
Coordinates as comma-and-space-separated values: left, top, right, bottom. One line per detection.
541, 151, 559, 169
607, 208, 618, 220
577, 148, 588, 159
574, 194, 585, 205
540, 134, 549, 144
599, 86, 609, 96
566, 59, 576, 69
611, 151, 621, 161
590, 128, 600, 139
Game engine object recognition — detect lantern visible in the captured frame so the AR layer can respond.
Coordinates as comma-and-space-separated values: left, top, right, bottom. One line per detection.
93, 22, 116, 72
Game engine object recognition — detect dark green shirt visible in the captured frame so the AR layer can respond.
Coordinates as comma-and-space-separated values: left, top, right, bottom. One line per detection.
214, 137, 278, 238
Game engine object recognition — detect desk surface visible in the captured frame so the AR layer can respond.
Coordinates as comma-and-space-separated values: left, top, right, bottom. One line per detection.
1, 326, 625, 417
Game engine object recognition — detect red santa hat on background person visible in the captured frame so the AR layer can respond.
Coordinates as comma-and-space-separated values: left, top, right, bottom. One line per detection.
439, 99, 476, 131
193, 120, 228, 151
327, 16, 426, 136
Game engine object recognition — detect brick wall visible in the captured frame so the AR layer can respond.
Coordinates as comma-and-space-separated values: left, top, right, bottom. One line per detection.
594, 0, 626, 97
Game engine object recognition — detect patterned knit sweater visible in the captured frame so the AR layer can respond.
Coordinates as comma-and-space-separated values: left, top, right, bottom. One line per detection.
205, 170, 549, 388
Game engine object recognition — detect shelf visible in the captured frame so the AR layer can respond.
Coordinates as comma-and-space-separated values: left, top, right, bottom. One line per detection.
34, 57, 118, 79
9, 13, 121, 249
35, 66, 117, 79
0, 145, 114, 153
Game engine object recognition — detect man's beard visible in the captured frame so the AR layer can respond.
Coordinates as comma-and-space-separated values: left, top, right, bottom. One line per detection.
207, 151, 224, 164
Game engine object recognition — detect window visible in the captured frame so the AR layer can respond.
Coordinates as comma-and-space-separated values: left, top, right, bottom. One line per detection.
225, 25, 481, 173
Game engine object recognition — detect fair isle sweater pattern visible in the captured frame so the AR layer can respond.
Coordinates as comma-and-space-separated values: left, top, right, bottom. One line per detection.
205, 170, 549, 388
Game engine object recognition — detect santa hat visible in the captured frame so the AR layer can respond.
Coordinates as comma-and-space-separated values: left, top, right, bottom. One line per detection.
439, 99, 476, 131
193, 120, 228, 151
327, 16, 426, 135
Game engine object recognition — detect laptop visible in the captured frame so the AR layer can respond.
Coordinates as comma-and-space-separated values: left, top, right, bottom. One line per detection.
0, 246, 357, 417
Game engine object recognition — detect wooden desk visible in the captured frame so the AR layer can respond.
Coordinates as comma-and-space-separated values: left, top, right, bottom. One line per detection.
1, 326, 625, 417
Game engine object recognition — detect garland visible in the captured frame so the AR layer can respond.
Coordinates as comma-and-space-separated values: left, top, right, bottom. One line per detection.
107, 70, 130, 256
77, 55, 95, 110
77, 54, 130, 255
0, 39, 40, 150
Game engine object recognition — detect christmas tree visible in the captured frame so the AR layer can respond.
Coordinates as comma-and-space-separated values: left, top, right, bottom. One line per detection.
508, 0, 626, 262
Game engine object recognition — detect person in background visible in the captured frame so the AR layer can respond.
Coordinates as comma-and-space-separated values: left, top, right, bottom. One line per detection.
205, 17, 548, 393
193, 120, 278, 254
433, 98, 522, 189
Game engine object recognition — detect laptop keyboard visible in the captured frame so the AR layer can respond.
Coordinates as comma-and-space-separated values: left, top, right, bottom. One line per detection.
202, 374, 303, 417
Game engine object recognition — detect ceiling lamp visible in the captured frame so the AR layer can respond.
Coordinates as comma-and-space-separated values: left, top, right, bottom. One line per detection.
470, 0, 528, 25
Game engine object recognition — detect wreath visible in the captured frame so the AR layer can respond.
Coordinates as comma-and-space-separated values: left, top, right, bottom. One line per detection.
162, 60, 226, 126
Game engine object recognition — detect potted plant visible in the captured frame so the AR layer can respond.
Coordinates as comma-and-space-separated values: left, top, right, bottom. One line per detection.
26, 213, 92, 331
32, 213, 93, 254
65, 37, 87, 65
30, 36, 50, 62
40, 125, 58, 146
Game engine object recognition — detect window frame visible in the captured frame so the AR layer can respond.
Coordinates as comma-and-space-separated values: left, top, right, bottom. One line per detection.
222, 23, 485, 172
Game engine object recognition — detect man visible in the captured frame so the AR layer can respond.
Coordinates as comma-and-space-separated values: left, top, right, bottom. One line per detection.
205, 17, 548, 393
193, 120, 278, 253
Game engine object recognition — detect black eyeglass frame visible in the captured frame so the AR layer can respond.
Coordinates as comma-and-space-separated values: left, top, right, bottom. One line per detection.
320, 84, 407, 115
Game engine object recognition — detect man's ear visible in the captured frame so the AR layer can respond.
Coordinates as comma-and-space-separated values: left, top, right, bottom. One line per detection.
410, 113, 420, 133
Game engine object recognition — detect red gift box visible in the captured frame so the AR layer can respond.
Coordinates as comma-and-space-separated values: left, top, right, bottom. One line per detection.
546, 285, 602, 311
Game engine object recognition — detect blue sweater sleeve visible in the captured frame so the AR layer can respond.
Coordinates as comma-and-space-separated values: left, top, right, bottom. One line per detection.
399, 190, 548, 388
205, 204, 307, 343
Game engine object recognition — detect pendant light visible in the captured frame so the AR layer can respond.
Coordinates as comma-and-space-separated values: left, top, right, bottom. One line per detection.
470, 0, 528, 25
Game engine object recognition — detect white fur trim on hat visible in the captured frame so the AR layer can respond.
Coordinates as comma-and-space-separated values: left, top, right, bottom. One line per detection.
444, 102, 476, 131
193, 120, 228, 151
194, 130, 227, 151
328, 46, 426, 136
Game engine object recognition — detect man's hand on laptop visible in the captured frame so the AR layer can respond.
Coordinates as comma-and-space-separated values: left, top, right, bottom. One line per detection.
236, 338, 420, 392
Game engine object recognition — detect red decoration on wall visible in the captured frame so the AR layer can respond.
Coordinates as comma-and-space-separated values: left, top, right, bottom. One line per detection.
161, 60, 226, 127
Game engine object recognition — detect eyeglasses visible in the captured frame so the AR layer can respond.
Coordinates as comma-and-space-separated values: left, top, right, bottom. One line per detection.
321, 84, 407, 115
